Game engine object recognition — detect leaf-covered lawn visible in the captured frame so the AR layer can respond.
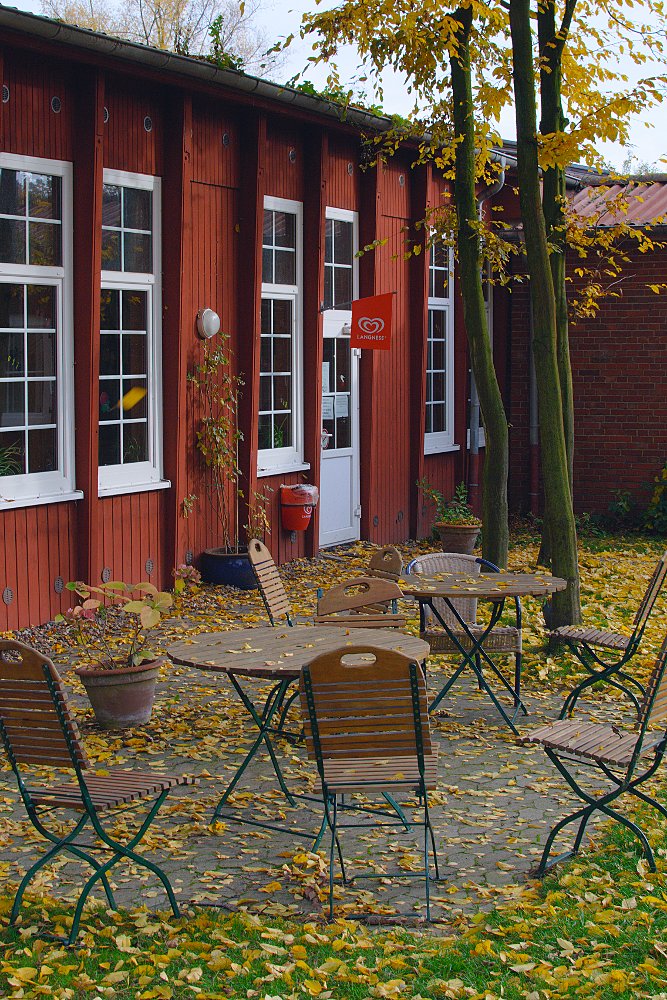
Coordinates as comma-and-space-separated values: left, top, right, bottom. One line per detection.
1, 529, 666, 998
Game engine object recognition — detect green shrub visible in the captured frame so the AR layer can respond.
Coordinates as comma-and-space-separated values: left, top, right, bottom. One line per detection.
644, 461, 667, 535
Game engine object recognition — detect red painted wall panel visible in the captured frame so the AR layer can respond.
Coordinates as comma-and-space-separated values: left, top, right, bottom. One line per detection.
99, 491, 166, 584
0, 51, 73, 161
191, 101, 240, 189
263, 124, 303, 201
103, 81, 162, 176
326, 137, 361, 211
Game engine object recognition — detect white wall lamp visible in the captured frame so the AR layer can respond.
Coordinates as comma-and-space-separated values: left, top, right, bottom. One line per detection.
196, 308, 221, 340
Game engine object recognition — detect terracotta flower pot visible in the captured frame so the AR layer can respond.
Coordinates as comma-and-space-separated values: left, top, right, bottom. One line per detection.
75, 659, 161, 730
434, 522, 481, 555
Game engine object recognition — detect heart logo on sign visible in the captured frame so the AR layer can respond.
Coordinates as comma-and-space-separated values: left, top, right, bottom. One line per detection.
358, 316, 385, 335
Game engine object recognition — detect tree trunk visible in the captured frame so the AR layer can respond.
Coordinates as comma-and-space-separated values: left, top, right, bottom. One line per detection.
450, 6, 509, 568
510, 0, 581, 624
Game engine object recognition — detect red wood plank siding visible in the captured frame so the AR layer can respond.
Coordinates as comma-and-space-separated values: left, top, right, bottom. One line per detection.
103, 81, 162, 176
72, 67, 105, 585
0, 503, 77, 630
162, 95, 194, 579
0, 50, 73, 161
301, 130, 327, 558
191, 101, 240, 188
99, 491, 166, 583
326, 136, 361, 211
263, 123, 303, 201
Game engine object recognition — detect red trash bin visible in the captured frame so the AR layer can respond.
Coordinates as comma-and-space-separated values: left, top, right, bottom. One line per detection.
280, 484, 319, 531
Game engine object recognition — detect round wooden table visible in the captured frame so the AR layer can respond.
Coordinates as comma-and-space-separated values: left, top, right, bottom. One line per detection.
168, 625, 430, 810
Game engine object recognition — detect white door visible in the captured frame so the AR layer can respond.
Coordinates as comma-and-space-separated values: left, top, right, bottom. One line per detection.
319, 210, 360, 548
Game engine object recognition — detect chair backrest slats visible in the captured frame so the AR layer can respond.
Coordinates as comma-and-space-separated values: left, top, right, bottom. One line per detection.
638, 633, 667, 730
248, 538, 292, 625
317, 577, 402, 617
300, 646, 431, 763
369, 546, 403, 581
408, 552, 481, 626
0, 641, 88, 770
633, 550, 667, 631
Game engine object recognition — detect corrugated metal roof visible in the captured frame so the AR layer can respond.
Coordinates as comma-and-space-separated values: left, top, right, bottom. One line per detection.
571, 181, 667, 227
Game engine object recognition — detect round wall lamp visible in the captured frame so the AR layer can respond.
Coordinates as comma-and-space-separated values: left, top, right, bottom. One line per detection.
196, 308, 221, 339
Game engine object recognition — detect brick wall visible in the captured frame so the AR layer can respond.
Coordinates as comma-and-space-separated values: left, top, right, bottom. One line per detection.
506, 244, 667, 516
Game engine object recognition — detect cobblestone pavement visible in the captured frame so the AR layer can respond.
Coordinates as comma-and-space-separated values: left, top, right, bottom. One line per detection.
1, 628, 620, 928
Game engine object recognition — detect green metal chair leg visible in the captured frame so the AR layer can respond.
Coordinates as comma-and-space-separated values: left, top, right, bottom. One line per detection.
10, 814, 90, 928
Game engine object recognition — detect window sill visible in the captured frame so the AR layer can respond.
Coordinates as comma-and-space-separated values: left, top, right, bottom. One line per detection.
424, 444, 461, 457
98, 479, 171, 498
257, 462, 311, 480
0, 490, 84, 512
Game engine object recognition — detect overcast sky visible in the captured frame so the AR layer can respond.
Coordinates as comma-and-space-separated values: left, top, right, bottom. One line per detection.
11, 0, 666, 170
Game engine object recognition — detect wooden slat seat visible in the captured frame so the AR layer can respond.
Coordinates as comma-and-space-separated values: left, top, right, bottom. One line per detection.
554, 550, 667, 718
322, 752, 438, 793
519, 632, 667, 877
0, 640, 197, 945
248, 538, 294, 625
27, 770, 196, 810
551, 625, 630, 651
423, 623, 521, 653
315, 576, 407, 629
368, 545, 403, 581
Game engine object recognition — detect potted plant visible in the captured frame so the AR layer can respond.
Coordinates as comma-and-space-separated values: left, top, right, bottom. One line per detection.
187, 338, 271, 589
417, 479, 481, 554
55, 580, 173, 730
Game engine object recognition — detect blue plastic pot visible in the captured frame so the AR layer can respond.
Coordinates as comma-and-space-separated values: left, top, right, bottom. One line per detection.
200, 547, 257, 590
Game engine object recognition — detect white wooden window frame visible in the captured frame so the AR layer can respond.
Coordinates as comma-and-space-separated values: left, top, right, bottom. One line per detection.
258, 195, 305, 476
323, 206, 358, 322
425, 245, 456, 455
98, 169, 166, 496
0, 152, 80, 509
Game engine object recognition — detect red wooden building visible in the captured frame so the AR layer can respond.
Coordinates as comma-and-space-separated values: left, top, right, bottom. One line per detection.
0, 6, 498, 629
1, 8, 664, 630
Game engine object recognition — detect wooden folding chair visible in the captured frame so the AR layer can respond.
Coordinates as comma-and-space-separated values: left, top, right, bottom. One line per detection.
300, 645, 439, 919
406, 552, 522, 711
368, 545, 403, 581
554, 550, 667, 718
521, 631, 667, 875
248, 538, 295, 626
0, 641, 196, 944
314, 576, 407, 628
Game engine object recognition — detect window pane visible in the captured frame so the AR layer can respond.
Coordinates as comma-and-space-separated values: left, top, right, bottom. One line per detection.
122, 290, 147, 330
100, 333, 120, 376
274, 411, 291, 448
431, 266, 446, 299
323, 267, 333, 310
324, 219, 333, 263
430, 310, 446, 340
260, 337, 271, 372
99, 423, 120, 466
123, 422, 148, 463
432, 339, 445, 371
433, 372, 445, 405
100, 289, 120, 331
121, 379, 147, 417
272, 299, 292, 334
27, 285, 55, 329
425, 404, 432, 434
29, 221, 61, 266
0, 381, 24, 425
28, 174, 60, 221
0, 284, 24, 328
333, 220, 352, 264
124, 232, 152, 273
0, 169, 26, 216
28, 426, 56, 472
99, 380, 120, 420
263, 210, 273, 244
259, 374, 272, 410
123, 188, 151, 231
322, 338, 335, 367
273, 336, 291, 372
432, 243, 447, 269
102, 229, 121, 270
261, 297, 271, 332
274, 211, 295, 249
0, 332, 24, 377
334, 267, 352, 308
273, 374, 292, 414
102, 185, 121, 228
274, 249, 295, 285
262, 247, 273, 284
432, 402, 446, 433
258, 413, 272, 450
27, 333, 56, 377
335, 338, 350, 387
28, 380, 56, 425
0, 430, 25, 476
0, 219, 26, 264
122, 334, 146, 376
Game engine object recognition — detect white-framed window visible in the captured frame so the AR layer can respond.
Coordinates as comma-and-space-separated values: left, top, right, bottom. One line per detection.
425, 242, 455, 454
0, 152, 79, 508
258, 196, 304, 474
98, 169, 165, 495
322, 207, 358, 451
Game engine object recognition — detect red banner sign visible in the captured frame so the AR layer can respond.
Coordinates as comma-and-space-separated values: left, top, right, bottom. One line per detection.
350, 293, 393, 350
